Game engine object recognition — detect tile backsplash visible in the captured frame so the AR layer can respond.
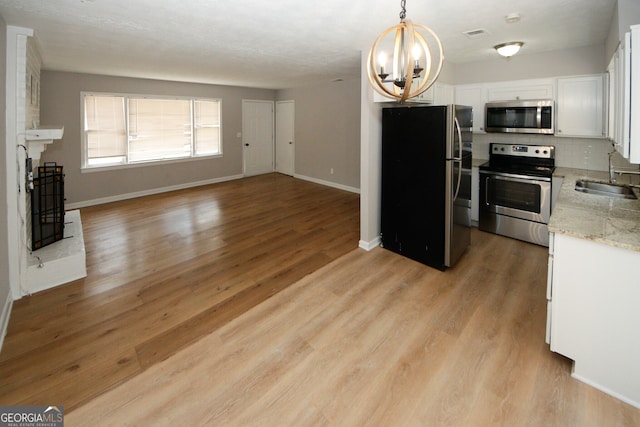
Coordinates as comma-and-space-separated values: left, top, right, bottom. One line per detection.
473, 133, 623, 172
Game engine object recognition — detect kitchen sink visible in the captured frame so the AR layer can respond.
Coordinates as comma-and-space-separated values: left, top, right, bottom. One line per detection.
574, 180, 637, 199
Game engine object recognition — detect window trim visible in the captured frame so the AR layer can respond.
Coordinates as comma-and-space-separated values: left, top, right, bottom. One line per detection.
81, 91, 222, 171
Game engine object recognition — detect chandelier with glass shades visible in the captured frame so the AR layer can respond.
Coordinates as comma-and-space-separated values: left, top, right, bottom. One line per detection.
367, 0, 444, 103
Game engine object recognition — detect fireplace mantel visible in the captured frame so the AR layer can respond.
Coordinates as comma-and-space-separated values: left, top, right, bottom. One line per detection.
25, 126, 64, 161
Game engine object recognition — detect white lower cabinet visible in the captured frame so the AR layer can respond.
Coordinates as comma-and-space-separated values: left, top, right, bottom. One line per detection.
547, 232, 640, 408
545, 232, 554, 344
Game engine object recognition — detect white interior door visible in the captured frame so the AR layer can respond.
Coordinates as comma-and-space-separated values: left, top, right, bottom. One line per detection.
276, 100, 295, 176
242, 100, 274, 176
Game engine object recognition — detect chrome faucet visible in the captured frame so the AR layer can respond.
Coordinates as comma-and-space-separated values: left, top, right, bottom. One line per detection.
609, 147, 640, 186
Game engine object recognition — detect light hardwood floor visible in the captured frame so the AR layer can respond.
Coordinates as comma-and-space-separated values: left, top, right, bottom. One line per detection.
2, 173, 639, 425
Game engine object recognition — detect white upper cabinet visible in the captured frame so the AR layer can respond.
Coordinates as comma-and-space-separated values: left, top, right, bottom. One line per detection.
454, 84, 486, 133
418, 81, 435, 103
629, 25, 640, 163
372, 81, 451, 105
615, 24, 640, 163
433, 83, 454, 105
487, 79, 555, 101
555, 75, 606, 138
607, 51, 618, 142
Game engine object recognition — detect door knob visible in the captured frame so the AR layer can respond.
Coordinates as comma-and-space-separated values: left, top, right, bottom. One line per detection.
244, 143, 250, 146
289, 141, 293, 144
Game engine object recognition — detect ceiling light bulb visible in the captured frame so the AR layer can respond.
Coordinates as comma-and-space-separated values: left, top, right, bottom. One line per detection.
378, 52, 387, 67
377, 51, 388, 75
412, 44, 421, 60
494, 41, 523, 57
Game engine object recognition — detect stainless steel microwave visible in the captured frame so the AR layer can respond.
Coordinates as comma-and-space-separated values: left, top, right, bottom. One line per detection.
485, 100, 554, 134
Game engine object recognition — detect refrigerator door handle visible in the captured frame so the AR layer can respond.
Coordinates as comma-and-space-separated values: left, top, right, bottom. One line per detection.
454, 117, 463, 161
452, 117, 463, 201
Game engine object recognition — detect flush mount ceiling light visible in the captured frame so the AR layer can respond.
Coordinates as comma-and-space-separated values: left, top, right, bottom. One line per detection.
505, 13, 521, 24
494, 41, 524, 58
367, 0, 444, 103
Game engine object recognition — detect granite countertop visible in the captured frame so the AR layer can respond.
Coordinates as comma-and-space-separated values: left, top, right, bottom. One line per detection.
472, 158, 487, 168
549, 167, 640, 251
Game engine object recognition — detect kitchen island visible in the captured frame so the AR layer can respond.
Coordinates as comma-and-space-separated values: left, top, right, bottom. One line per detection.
546, 168, 640, 409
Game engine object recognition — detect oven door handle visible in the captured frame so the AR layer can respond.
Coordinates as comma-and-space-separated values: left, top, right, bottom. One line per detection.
485, 176, 491, 206
480, 170, 552, 183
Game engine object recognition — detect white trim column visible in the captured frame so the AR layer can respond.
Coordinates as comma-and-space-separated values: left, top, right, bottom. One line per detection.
359, 51, 383, 251
5, 26, 33, 299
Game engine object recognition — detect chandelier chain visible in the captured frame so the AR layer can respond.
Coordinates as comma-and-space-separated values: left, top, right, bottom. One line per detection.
399, 0, 406, 20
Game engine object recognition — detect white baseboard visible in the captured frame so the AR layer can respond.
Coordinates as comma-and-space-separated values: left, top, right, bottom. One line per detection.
572, 371, 640, 410
0, 291, 13, 354
66, 173, 360, 210
359, 237, 380, 251
66, 174, 245, 209
294, 174, 360, 194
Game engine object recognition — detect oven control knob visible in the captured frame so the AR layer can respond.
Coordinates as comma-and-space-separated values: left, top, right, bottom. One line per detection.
535, 149, 540, 154
543, 150, 548, 154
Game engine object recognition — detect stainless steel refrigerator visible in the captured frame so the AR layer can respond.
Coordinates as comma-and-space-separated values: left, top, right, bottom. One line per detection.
381, 104, 472, 270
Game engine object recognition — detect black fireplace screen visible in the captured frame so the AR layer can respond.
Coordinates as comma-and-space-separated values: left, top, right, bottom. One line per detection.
31, 163, 65, 250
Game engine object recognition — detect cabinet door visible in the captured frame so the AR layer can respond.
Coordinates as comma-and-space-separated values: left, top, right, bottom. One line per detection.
616, 40, 631, 159
607, 52, 617, 142
487, 80, 554, 101
545, 232, 554, 344
455, 85, 485, 132
550, 233, 640, 407
630, 25, 640, 163
434, 83, 454, 105
418, 80, 435, 104
556, 75, 606, 138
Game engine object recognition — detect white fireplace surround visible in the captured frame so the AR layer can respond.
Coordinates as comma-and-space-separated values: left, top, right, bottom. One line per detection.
4, 26, 86, 302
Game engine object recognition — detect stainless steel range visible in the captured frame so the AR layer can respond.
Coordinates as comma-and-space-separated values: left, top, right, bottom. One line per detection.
479, 143, 555, 247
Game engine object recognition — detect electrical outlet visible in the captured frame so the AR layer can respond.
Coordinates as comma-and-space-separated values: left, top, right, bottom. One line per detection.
330, 168, 334, 175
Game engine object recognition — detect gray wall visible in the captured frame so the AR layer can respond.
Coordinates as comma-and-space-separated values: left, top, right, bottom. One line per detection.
606, 0, 640, 61
0, 15, 9, 315
40, 71, 276, 205
277, 78, 361, 190
454, 44, 606, 84
618, 0, 640, 42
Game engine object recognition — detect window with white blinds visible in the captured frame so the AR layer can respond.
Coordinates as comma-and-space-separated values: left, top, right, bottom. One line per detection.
82, 93, 221, 168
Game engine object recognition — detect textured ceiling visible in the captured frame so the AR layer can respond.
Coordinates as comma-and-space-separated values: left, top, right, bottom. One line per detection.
0, 0, 616, 89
